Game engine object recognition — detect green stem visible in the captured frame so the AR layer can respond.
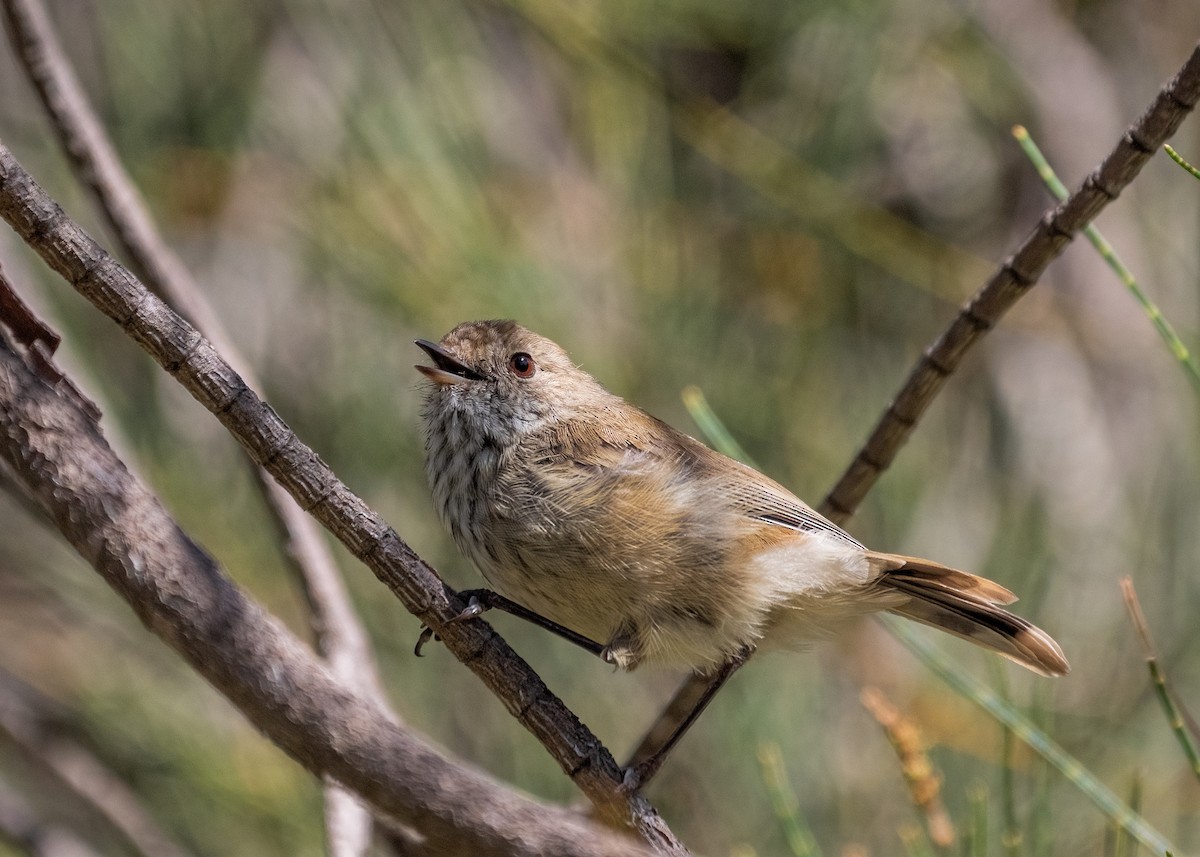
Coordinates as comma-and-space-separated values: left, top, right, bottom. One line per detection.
1122, 578, 1200, 783
1164, 145, 1200, 180
993, 665, 1022, 857
681, 385, 760, 469
758, 742, 825, 857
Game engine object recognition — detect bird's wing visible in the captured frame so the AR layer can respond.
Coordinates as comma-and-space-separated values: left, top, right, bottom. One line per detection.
611, 415, 867, 550
724, 466, 864, 548
678, 433, 866, 550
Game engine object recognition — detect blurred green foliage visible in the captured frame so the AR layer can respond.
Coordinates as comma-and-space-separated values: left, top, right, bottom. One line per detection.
1, 0, 1199, 854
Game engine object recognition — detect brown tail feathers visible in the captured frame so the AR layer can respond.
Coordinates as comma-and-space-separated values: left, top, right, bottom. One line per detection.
868, 552, 1070, 677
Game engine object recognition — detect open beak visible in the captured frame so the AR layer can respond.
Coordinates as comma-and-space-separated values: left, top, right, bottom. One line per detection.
414, 339, 484, 386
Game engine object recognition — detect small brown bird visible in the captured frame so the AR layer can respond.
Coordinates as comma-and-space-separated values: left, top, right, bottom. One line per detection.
416, 320, 1068, 777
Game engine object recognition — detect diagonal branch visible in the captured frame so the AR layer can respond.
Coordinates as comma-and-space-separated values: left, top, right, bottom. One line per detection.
0, 0, 371, 693
820, 40, 1200, 524
0, 332, 652, 857
0, 143, 690, 855
627, 39, 1200, 770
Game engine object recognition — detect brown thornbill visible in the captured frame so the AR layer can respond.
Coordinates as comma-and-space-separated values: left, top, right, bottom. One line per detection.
415, 320, 1068, 785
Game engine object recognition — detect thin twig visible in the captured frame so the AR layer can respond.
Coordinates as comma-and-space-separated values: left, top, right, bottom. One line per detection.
0, 2, 386, 849
1120, 577, 1200, 782
0, 144, 689, 855
1164, 144, 1200, 179
0, 333, 656, 857
0, 260, 57, 354
859, 687, 955, 852
0, 262, 97, 418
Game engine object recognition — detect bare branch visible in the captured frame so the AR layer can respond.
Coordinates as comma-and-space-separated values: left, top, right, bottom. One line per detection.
0, 261, 57, 355
0, 331, 657, 857
0, 0, 376, 688
0, 144, 689, 855
0, 0, 218, 339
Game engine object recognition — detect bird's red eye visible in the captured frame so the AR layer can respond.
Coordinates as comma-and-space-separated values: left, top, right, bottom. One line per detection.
508, 352, 536, 378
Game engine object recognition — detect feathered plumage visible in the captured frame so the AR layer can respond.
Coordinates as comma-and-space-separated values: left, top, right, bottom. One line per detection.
418, 320, 1069, 677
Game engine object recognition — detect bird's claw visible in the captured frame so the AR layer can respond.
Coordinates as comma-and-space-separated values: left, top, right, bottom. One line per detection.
413, 625, 438, 657
600, 645, 622, 672
449, 594, 486, 623
413, 593, 489, 657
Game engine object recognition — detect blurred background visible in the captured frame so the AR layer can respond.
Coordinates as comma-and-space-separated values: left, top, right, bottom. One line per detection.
0, 0, 1198, 854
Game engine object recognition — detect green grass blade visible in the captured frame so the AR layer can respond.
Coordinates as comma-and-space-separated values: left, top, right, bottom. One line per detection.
967, 782, 988, 857
992, 665, 1023, 857
758, 742, 825, 857
508, 0, 994, 302
1120, 773, 1144, 857
1013, 126, 1200, 395
1121, 577, 1200, 782
681, 385, 760, 469
1031, 689, 1053, 857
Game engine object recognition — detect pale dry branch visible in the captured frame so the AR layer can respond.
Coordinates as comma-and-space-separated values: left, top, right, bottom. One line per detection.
0, 778, 101, 857
0, 0, 216, 339
0, 144, 689, 855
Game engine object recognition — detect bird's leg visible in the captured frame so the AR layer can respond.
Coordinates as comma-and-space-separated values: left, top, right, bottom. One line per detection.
598, 621, 643, 671
414, 588, 607, 658
620, 645, 755, 791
